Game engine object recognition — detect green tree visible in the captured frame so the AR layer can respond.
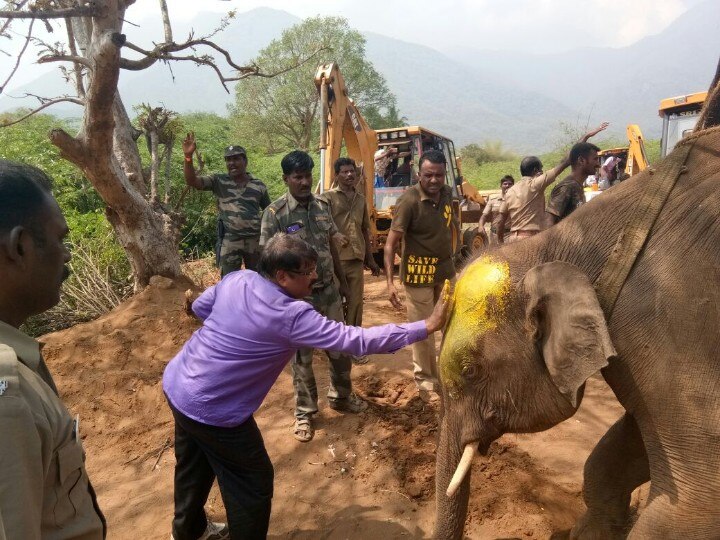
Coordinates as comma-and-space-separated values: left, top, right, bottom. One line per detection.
460, 140, 517, 166
0, 2, 307, 289
232, 16, 399, 152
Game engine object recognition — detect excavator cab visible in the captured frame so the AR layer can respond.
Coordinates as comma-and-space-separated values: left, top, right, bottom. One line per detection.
372, 127, 465, 252
659, 91, 707, 158
315, 62, 474, 262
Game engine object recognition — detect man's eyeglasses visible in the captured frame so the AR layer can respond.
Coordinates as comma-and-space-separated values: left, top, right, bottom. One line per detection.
288, 267, 316, 277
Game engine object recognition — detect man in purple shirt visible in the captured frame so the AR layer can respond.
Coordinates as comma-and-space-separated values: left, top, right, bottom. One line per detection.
163, 233, 449, 540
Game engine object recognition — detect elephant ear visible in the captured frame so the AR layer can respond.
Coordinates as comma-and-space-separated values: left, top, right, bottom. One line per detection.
521, 261, 616, 408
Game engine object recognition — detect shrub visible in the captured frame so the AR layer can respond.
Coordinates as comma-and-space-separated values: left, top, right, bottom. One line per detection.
22, 211, 132, 336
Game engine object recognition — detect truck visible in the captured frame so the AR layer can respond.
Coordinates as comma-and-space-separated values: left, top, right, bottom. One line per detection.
314, 63, 483, 264
659, 91, 707, 158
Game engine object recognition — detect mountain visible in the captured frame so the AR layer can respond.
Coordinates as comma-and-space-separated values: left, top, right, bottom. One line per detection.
1, 3, 717, 151
362, 33, 574, 151
446, 0, 720, 141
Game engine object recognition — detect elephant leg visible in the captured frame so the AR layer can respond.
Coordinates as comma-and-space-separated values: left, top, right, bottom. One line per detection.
626, 440, 720, 539
571, 413, 649, 540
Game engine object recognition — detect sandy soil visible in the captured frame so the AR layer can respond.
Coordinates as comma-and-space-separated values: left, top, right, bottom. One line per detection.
40, 266, 635, 539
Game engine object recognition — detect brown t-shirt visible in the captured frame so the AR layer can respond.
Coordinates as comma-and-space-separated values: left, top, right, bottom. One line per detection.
320, 188, 370, 262
499, 171, 559, 233
546, 176, 585, 221
391, 184, 458, 287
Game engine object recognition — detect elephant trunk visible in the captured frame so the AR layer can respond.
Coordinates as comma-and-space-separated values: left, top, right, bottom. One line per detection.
434, 417, 473, 540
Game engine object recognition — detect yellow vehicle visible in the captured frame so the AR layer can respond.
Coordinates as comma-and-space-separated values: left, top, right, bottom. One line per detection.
659, 91, 707, 157
315, 63, 480, 262
315, 63, 378, 194
597, 124, 649, 179
372, 126, 472, 251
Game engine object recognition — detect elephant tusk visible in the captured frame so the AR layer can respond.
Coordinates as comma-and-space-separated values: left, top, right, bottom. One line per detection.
446, 443, 477, 497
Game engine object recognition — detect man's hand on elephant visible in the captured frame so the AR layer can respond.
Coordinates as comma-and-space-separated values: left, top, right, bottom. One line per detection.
388, 282, 403, 310
425, 279, 452, 333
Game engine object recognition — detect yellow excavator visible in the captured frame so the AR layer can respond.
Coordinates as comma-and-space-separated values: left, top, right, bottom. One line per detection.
597, 124, 649, 180
658, 91, 707, 158
315, 63, 484, 262
315, 63, 378, 196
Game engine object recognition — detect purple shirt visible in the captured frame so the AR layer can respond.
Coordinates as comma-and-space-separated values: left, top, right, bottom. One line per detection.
163, 271, 427, 427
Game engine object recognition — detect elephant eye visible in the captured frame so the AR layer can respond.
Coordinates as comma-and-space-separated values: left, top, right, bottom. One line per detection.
461, 364, 478, 378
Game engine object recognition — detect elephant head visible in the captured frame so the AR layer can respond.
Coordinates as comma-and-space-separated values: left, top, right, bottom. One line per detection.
434, 257, 616, 539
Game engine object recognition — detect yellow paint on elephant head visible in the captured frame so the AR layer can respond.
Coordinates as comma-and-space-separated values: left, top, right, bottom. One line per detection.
439, 256, 511, 389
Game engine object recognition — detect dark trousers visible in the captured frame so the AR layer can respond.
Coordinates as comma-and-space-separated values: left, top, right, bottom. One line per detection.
169, 402, 274, 540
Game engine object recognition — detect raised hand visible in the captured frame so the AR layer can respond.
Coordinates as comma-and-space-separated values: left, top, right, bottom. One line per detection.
182, 132, 197, 156
582, 122, 610, 141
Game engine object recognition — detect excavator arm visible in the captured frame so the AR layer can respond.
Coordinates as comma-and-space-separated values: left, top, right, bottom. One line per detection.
315, 63, 378, 195
624, 124, 648, 176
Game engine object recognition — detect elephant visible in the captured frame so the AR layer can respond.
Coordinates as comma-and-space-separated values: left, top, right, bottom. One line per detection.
433, 84, 720, 538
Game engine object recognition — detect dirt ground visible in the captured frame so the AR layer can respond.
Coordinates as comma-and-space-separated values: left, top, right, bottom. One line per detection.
41, 266, 637, 539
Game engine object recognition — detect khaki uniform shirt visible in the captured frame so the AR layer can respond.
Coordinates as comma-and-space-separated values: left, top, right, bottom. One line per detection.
0, 321, 105, 540
319, 188, 370, 262
546, 176, 585, 221
499, 171, 560, 233
391, 184, 458, 287
482, 195, 511, 233
199, 173, 271, 240
260, 193, 339, 290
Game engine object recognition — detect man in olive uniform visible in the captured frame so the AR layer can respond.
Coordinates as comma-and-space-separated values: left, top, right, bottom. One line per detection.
384, 149, 459, 402
545, 142, 600, 226
478, 175, 514, 244
319, 158, 381, 363
0, 160, 106, 539
260, 151, 366, 443
182, 132, 271, 276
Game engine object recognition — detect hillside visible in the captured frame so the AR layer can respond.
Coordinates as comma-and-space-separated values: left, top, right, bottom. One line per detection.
448, 0, 720, 141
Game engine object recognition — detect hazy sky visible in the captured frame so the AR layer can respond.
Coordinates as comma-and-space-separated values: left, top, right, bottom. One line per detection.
166, 0, 704, 53
0, 0, 706, 90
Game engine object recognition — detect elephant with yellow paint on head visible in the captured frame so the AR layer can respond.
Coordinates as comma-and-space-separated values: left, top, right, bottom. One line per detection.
433, 76, 720, 539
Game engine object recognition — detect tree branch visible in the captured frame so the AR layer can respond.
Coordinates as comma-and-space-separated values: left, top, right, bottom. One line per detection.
0, 1, 29, 39
158, 0, 172, 43
0, 16, 34, 95
83, 31, 122, 158
119, 37, 327, 92
0, 6, 101, 19
38, 53, 93, 68
64, 17, 86, 98
0, 96, 85, 127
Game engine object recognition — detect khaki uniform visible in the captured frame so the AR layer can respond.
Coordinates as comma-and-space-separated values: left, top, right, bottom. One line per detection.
390, 184, 458, 392
499, 171, 560, 241
481, 195, 511, 244
546, 176, 585, 222
319, 188, 370, 327
200, 173, 271, 275
260, 193, 352, 420
0, 321, 105, 540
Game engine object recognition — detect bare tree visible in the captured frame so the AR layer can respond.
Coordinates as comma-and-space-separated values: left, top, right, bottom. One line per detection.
134, 104, 182, 205
0, 0, 321, 288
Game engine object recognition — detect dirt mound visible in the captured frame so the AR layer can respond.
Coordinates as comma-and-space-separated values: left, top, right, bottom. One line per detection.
39, 272, 625, 539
